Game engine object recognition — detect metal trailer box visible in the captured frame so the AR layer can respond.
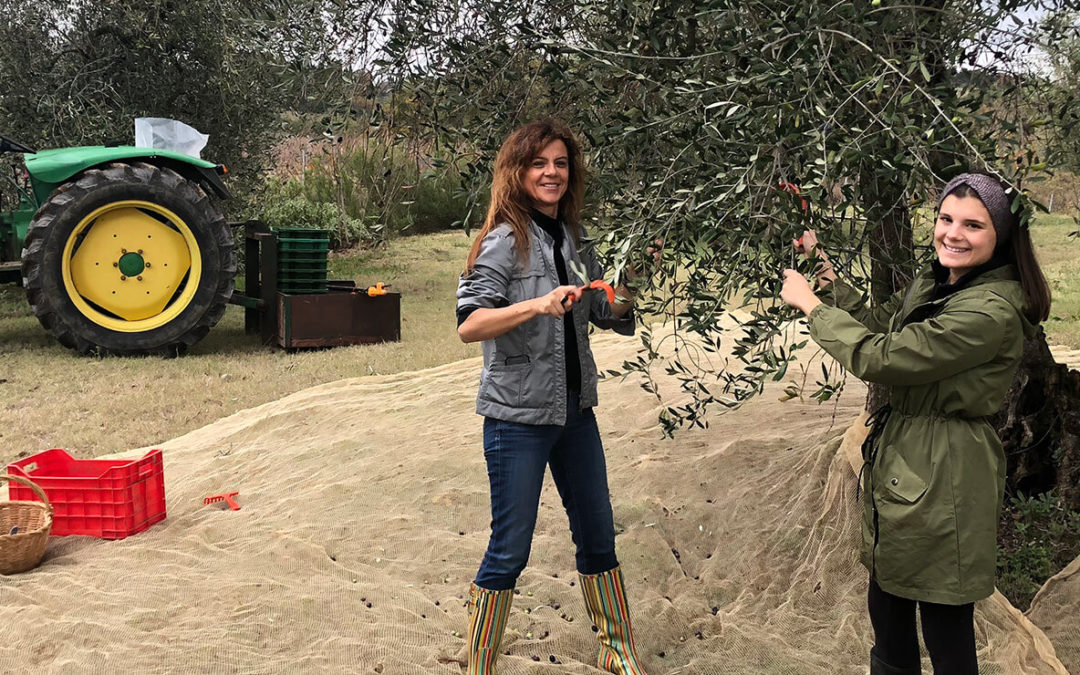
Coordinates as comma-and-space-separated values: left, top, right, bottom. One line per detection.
276, 288, 401, 349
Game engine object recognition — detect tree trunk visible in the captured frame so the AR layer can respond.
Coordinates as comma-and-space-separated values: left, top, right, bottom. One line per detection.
993, 328, 1080, 509
864, 179, 914, 412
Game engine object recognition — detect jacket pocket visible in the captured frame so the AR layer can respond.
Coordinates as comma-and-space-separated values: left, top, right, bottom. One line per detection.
510, 254, 549, 302
480, 360, 532, 408
877, 450, 929, 504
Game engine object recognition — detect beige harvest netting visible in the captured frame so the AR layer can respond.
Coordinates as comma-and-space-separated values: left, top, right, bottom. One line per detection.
0, 329, 1077, 674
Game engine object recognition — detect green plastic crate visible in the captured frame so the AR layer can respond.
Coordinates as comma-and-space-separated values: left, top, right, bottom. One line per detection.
274, 228, 330, 252
279, 284, 329, 292
278, 260, 329, 274
278, 283, 328, 295
278, 240, 330, 254
274, 227, 330, 294
278, 255, 328, 265
274, 227, 331, 239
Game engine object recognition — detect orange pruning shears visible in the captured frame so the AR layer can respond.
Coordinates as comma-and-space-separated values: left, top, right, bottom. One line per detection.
366, 282, 389, 297
583, 279, 616, 303
778, 182, 809, 214
563, 279, 616, 305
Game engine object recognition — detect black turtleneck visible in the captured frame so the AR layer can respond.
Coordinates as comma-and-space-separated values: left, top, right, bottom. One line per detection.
531, 209, 582, 393
930, 249, 1011, 302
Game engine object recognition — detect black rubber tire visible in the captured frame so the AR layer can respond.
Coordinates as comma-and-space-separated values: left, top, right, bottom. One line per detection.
21, 162, 235, 356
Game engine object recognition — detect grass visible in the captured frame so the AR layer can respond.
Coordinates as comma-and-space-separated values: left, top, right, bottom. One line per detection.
1029, 213, 1080, 348
997, 491, 1080, 611
0, 231, 479, 464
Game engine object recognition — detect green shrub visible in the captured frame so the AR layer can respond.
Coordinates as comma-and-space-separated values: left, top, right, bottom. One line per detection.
260, 179, 372, 249
997, 491, 1080, 610
278, 141, 466, 248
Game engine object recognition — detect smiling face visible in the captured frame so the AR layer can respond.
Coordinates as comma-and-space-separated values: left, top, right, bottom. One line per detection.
934, 193, 997, 283
523, 139, 569, 218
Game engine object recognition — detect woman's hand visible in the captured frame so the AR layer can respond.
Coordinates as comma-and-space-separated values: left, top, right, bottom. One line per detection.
533, 285, 583, 317
793, 229, 821, 259
614, 238, 664, 317
781, 269, 823, 316
623, 238, 664, 284
458, 285, 583, 343
793, 229, 837, 288
647, 238, 664, 267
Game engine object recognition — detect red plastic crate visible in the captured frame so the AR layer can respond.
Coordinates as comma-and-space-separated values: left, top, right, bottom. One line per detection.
6, 449, 166, 539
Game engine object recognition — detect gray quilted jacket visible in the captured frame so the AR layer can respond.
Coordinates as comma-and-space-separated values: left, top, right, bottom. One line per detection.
456, 220, 634, 425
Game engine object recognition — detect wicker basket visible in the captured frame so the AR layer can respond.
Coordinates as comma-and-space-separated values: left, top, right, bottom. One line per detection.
0, 474, 52, 575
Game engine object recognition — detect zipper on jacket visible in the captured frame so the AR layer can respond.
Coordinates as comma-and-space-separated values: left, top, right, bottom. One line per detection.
534, 224, 569, 424
861, 404, 892, 578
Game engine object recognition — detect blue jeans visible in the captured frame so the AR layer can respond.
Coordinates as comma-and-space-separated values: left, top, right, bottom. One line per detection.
474, 393, 619, 591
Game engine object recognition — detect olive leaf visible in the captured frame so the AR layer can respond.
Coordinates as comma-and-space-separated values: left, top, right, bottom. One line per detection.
568, 259, 589, 286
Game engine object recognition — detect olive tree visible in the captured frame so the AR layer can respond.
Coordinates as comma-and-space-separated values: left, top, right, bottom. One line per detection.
375, 0, 1080, 510
1042, 11, 1080, 211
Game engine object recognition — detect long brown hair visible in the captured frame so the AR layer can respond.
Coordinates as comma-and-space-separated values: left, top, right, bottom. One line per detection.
947, 181, 1051, 323
465, 119, 585, 272
1009, 224, 1051, 323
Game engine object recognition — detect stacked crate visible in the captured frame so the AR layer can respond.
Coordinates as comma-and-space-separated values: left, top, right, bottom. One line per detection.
274, 227, 330, 294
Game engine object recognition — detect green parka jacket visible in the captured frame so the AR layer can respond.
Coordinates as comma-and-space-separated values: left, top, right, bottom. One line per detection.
807, 264, 1035, 604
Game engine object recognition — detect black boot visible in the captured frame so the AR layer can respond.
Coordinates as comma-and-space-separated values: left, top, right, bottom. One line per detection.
871, 648, 921, 675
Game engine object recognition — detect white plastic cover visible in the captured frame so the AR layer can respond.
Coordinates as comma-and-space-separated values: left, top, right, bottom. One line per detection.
133, 118, 209, 159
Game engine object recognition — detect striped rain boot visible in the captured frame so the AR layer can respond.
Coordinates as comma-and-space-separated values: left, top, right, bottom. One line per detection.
578, 566, 648, 675
465, 583, 513, 674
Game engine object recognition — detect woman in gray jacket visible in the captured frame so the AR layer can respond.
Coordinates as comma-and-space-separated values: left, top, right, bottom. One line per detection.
455, 118, 648, 675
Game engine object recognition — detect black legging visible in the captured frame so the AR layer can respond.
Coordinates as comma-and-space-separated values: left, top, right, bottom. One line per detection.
868, 577, 977, 674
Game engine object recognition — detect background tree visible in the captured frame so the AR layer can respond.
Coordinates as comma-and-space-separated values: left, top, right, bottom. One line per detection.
1043, 12, 1080, 177
0, 0, 373, 204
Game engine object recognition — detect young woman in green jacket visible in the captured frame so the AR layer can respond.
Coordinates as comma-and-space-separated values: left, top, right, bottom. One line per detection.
780, 174, 1051, 675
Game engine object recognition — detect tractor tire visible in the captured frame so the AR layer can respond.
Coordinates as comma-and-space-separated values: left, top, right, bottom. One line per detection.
21, 161, 235, 356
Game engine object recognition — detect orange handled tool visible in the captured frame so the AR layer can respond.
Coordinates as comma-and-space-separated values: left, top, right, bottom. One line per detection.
778, 182, 809, 214
366, 282, 389, 297
204, 491, 241, 511
561, 279, 616, 306
584, 279, 616, 303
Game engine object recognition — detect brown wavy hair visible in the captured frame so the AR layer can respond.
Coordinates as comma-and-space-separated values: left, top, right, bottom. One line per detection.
465, 119, 585, 272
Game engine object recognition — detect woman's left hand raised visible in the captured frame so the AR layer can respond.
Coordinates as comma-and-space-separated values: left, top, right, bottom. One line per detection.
781, 269, 822, 316
624, 238, 664, 283
646, 238, 664, 266
609, 238, 664, 319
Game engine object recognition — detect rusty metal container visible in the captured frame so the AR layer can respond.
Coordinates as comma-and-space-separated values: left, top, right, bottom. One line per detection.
276, 287, 401, 349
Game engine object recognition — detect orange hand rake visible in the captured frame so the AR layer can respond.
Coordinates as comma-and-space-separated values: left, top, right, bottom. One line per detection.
203, 491, 241, 511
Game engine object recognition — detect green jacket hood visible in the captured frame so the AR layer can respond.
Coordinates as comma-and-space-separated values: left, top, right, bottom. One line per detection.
959, 265, 1037, 340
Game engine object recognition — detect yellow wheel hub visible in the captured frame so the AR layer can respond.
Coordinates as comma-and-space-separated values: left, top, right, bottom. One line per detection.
63, 201, 202, 331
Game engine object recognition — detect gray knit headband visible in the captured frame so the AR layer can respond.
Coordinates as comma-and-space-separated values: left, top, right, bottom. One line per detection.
937, 173, 1014, 246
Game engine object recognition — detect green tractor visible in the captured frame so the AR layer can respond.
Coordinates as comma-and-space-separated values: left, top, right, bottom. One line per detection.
0, 135, 235, 355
